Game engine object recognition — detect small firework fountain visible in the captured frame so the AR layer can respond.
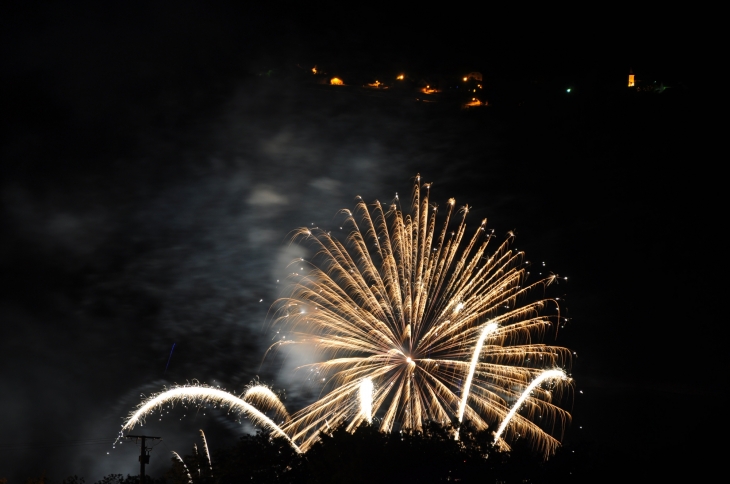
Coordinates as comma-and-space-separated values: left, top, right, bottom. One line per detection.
122, 175, 573, 456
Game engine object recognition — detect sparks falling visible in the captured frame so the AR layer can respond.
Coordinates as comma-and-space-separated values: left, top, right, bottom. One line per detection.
273, 176, 573, 454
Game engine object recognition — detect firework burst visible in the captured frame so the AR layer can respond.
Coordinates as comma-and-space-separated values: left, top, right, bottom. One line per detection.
272, 176, 573, 454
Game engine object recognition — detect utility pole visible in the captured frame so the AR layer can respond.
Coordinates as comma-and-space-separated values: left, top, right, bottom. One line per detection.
126, 435, 161, 482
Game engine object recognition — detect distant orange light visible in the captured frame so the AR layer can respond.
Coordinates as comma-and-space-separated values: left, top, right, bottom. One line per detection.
628, 74, 635, 87
397, 74, 405, 80
312, 66, 317, 74
463, 98, 484, 108
330, 77, 344, 85
463, 77, 468, 81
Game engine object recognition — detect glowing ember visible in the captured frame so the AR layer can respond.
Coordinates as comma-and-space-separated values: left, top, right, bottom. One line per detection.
330, 77, 344, 85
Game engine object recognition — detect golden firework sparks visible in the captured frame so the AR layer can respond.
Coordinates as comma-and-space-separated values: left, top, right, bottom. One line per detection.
122, 385, 301, 453
273, 176, 573, 454
243, 383, 292, 424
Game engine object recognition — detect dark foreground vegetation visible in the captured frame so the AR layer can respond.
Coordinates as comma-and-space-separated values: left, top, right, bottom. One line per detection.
13, 423, 597, 484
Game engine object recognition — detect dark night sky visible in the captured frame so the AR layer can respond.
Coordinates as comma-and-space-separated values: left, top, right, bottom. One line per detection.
1, 3, 714, 482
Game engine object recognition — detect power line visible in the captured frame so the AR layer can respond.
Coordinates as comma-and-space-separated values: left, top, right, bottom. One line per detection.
0, 439, 117, 450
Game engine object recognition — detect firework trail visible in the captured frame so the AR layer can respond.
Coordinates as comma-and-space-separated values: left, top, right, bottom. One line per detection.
192, 443, 200, 477
172, 451, 193, 484
493, 369, 569, 445
455, 322, 498, 440
122, 385, 301, 453
199, 429, 213, 477
458, 322, 498, 425
271, 175, 573, 454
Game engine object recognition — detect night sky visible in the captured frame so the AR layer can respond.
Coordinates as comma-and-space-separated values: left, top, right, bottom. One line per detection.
1, 3, 713, 482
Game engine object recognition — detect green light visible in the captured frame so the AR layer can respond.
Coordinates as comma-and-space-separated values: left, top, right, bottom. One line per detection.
566, 88, 571, 93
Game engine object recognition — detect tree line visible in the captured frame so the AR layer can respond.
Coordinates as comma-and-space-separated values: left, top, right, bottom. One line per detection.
13, 422, 598, 483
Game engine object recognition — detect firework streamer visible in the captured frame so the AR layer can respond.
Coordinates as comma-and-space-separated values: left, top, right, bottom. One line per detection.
455, 322, 498, 439
172, 451, 193, 484
199, 430, 213, 477
493, 369, 570, 446
193, 443, 201, 477
122, 385, 301, 453
164, 343, 176, 373
360, 378, 374, 424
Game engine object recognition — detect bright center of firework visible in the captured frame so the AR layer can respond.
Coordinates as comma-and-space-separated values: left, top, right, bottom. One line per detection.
406, 356, 412, 363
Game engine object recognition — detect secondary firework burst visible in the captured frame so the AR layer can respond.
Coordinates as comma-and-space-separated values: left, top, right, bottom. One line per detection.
271, 175, 573, 454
